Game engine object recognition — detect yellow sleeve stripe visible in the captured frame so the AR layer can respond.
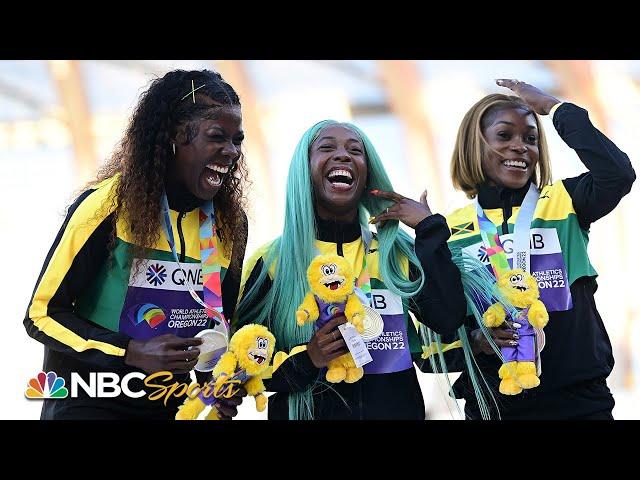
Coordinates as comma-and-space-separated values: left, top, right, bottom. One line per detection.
28, 178, 125, 357
421, 340, 462, 359
31, 317, 126, 356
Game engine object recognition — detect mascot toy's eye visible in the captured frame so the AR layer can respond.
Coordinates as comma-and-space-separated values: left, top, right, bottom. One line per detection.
321, 264, 337, 276
257, 337, 268, 349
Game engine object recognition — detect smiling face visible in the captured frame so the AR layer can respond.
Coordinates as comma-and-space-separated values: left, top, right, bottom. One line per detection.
247, 336, 270, 366
230, 324, 276, 375
169, 105, 244, 201
309, 125, 368, 222
481, 107, 539, 190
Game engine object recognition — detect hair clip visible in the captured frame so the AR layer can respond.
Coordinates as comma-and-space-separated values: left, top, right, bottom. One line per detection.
181, 80, 206, 103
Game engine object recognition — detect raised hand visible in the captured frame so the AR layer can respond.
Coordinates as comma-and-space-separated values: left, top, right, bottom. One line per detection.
369, 188, 433, 229
496, 79, 561, 115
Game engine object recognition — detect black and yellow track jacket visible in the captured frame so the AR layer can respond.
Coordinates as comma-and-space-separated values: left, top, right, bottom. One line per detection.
445, 103, 635, 419
238, 213, 466, 419
24, 176, 246, 419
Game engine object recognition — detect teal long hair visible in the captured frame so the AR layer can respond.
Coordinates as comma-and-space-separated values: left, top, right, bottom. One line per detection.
419, 250, 519, 419
236, 120, 426, 419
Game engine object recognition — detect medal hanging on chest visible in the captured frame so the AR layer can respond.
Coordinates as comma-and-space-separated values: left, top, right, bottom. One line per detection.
475, 184, 550, 395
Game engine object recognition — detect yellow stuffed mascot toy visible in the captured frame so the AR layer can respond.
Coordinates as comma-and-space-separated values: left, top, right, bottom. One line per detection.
176, 324, 275, 420
296, 253, 366, 384
483, 269, 549, 395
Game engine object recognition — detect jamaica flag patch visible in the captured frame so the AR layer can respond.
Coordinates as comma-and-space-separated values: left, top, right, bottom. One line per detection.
451, 222, 475, 236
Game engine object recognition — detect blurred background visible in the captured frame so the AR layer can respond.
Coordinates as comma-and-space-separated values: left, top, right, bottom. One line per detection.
2, 60, 638, 420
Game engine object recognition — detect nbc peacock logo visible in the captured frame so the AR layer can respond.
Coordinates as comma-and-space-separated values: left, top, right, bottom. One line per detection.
25, 371, 68, 399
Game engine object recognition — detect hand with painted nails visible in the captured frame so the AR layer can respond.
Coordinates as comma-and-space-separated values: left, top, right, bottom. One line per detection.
470, 321, 520, 356
369, 189, 433, 229
495, 79, 561, 116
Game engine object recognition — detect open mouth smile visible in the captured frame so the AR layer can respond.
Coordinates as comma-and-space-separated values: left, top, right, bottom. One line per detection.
501, 159, 529, 171
324, 281, 342, 290
249, 352, 266, 364
326, 167, 355, 191
204, 163, 230, 187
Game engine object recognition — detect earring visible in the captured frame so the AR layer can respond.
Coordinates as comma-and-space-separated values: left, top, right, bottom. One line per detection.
172, 143, 176, 155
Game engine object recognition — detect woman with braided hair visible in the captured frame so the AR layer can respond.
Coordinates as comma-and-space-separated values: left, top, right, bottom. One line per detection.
25, 69, 249, 419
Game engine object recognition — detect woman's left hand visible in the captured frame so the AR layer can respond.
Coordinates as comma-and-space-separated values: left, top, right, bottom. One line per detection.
496, 79, 560, 115
369, 189, 432, 228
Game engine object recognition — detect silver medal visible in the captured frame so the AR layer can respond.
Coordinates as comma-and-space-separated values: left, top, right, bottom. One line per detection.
360, 305, 384, 341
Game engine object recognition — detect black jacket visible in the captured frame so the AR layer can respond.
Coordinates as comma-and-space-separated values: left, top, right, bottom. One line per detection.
453, 102, 635, 419
24, 180, 247, 419
239, 213, 466, 419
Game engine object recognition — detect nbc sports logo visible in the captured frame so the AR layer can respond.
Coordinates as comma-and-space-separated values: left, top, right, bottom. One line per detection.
146, 263, 167, 286
25, 372, 68, 399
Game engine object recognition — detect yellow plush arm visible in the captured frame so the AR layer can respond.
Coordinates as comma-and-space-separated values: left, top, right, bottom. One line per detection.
296, 291, 319, 325
245, 376, 265, 396
243, 376, 267, 412
483, 303, 506, 328
212, 351, 238, 379
254, 393, 268, 412
345, 293, 365, 333
528, 300, 549, 328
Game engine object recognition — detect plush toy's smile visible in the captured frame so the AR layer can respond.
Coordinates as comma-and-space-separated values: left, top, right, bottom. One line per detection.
319, 262, 346, 291
248, 349, 267, 365
322, 278, 345, 290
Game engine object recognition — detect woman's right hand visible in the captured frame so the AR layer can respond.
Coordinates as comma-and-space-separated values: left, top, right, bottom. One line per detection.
496, 79, 561, 115
125, 334, 203, 374
470, 321, 519, 355
306, 316, 350, 368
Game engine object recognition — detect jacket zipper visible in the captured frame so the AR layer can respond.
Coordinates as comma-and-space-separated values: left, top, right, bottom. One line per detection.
501, 191, 513, 235
177, 212, 186, 262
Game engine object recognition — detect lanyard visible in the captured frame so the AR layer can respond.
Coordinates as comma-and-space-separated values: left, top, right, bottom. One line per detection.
354, 226, 373, 306
475, 183, 540, 277
160, 193, 228, 334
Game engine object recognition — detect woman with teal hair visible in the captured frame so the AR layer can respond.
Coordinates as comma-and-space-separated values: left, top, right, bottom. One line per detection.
234, 120, 468, 419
